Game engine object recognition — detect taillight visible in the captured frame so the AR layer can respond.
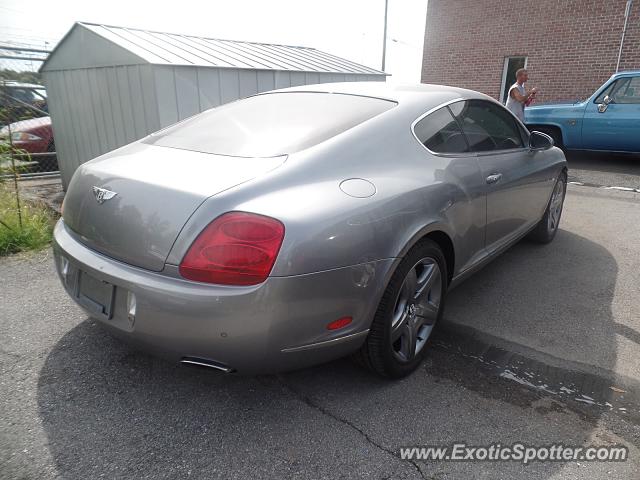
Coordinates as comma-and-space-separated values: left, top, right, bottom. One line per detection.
179, 212, 285, 286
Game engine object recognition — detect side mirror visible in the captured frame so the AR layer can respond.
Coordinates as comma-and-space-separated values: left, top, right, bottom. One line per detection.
529, 131, 554, 151
598, 95, 612, 113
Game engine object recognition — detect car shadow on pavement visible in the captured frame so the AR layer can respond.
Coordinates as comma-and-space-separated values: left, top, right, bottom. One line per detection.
36, 229, 626, 479
444, 228, 618, 382
614, 323, 640, 347
565, 151, 640, 175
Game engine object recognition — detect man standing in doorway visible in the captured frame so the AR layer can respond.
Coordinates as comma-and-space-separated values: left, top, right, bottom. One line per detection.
505, 68, 538, 122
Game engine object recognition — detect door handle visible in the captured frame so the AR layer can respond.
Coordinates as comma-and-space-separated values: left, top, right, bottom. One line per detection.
486, 173, 503, 184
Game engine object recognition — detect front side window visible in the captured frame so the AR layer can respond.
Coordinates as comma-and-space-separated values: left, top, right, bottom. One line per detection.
413, 106, 469, 154
611, 77, 640, 104
594, 77, 640, 104
449, 99, 525, 152
594, 80, 618, 104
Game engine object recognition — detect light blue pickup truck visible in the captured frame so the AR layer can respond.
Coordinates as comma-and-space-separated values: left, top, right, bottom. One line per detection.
525, 70, 640, 153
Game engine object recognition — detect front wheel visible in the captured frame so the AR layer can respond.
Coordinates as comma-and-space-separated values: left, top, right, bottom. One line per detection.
528, 172, 567, 243
355, 239, 447, 378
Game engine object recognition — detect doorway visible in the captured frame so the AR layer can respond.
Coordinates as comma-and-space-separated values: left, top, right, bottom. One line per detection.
500, 56, 527, 103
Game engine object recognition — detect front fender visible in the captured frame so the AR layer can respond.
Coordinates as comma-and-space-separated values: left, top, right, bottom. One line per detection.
525, 103, 587, 148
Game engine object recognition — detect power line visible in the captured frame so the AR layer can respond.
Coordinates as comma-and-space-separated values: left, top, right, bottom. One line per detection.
0, 5, 32, 15
0, 35, 58, 47
0, 38, 56, 49
381, 0, 389, 71
0, 23, 58, 34
0, 25, 60, 41
0, 45, 51, 54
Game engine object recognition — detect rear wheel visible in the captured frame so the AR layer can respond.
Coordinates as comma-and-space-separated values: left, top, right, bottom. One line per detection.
528, 172, 567, 243
355, 239, 447, 378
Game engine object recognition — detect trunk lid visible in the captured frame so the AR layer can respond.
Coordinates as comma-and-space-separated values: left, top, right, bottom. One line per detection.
63, 143, 286, 271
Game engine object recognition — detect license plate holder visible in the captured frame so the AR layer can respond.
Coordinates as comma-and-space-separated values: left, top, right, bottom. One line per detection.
76, 270, 115, 320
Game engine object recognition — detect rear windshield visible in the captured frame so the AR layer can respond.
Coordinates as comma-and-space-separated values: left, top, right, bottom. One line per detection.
145, 92, 396, 157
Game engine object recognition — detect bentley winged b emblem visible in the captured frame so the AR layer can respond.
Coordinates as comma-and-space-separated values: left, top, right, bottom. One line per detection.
92, 186, 118, 204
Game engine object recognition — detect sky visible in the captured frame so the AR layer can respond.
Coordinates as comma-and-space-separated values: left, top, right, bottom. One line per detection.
0, 0, 428, 82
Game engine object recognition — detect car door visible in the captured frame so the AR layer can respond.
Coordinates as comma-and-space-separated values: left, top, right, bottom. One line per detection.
412, 104, 486, 274
449, 99, 551, 251
582, 75, 640, 152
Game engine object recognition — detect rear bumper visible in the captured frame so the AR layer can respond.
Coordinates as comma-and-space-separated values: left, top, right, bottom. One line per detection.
52, 220, 394, 374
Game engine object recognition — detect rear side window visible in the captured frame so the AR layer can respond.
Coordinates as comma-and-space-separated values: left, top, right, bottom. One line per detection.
413, 106, 469, 153
450, 99, 525, 151
145, 92, 396, 157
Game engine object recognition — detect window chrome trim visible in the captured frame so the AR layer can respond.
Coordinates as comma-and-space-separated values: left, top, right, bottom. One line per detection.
410, 97, 476, 158
475, 147, 529, 157
411, 97, 531, 157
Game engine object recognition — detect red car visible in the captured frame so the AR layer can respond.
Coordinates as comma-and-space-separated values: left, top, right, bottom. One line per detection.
0, 116, 57, 171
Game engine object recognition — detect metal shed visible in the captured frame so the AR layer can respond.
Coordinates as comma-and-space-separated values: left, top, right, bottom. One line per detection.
40, 22, 386, 187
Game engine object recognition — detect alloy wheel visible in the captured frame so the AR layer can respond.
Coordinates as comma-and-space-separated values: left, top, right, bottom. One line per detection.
390, 257, 442, 363
548, 177, 566, 234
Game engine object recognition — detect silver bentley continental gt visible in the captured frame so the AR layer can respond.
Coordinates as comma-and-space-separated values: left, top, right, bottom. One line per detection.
53, 83, 567, 378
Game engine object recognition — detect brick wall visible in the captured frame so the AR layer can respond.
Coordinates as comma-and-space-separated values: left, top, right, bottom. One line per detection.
421, 0, 640, 103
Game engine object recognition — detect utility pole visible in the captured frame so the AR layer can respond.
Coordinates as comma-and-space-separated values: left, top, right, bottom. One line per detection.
616, 0, 633, 72
381, 0, 389, 71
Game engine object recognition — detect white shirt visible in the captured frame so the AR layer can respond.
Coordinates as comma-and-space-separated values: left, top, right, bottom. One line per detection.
505, 82, 526, 121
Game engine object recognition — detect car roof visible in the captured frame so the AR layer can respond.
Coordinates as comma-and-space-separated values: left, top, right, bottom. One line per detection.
265, 81, 490, 107
612, 70, 640, 78
0, 116, 50, 133
1, 81, 46, 89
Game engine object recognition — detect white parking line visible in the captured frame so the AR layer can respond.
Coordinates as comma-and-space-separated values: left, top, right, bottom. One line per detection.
568, 181, 640, 193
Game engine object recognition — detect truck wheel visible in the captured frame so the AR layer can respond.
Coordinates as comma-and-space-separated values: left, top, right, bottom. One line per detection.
531, 126, 564, 151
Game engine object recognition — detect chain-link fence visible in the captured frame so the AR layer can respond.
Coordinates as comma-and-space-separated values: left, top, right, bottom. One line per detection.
1, 55, 58, 180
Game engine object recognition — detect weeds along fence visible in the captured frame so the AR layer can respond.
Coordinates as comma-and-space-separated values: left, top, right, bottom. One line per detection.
0, 51, 57, 253
1, 52, 58, 181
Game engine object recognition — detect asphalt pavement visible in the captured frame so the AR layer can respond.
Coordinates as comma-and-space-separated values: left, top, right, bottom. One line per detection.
446, 183, 640, 385
1, 152, 640, 479
565, 151, 640, 190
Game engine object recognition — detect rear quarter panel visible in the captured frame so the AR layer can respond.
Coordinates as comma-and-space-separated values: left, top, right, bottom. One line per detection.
165, 101, 487, 280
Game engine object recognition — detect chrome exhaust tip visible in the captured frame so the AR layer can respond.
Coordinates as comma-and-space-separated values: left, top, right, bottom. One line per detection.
180, 356, 235, 373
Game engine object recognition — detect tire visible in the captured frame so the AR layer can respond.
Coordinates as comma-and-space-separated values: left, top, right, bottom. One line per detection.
355, 239, 448, 378
528, 172, 567, 244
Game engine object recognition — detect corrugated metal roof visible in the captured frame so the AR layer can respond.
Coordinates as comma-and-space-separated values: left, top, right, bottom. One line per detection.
76, 22, 385, 75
